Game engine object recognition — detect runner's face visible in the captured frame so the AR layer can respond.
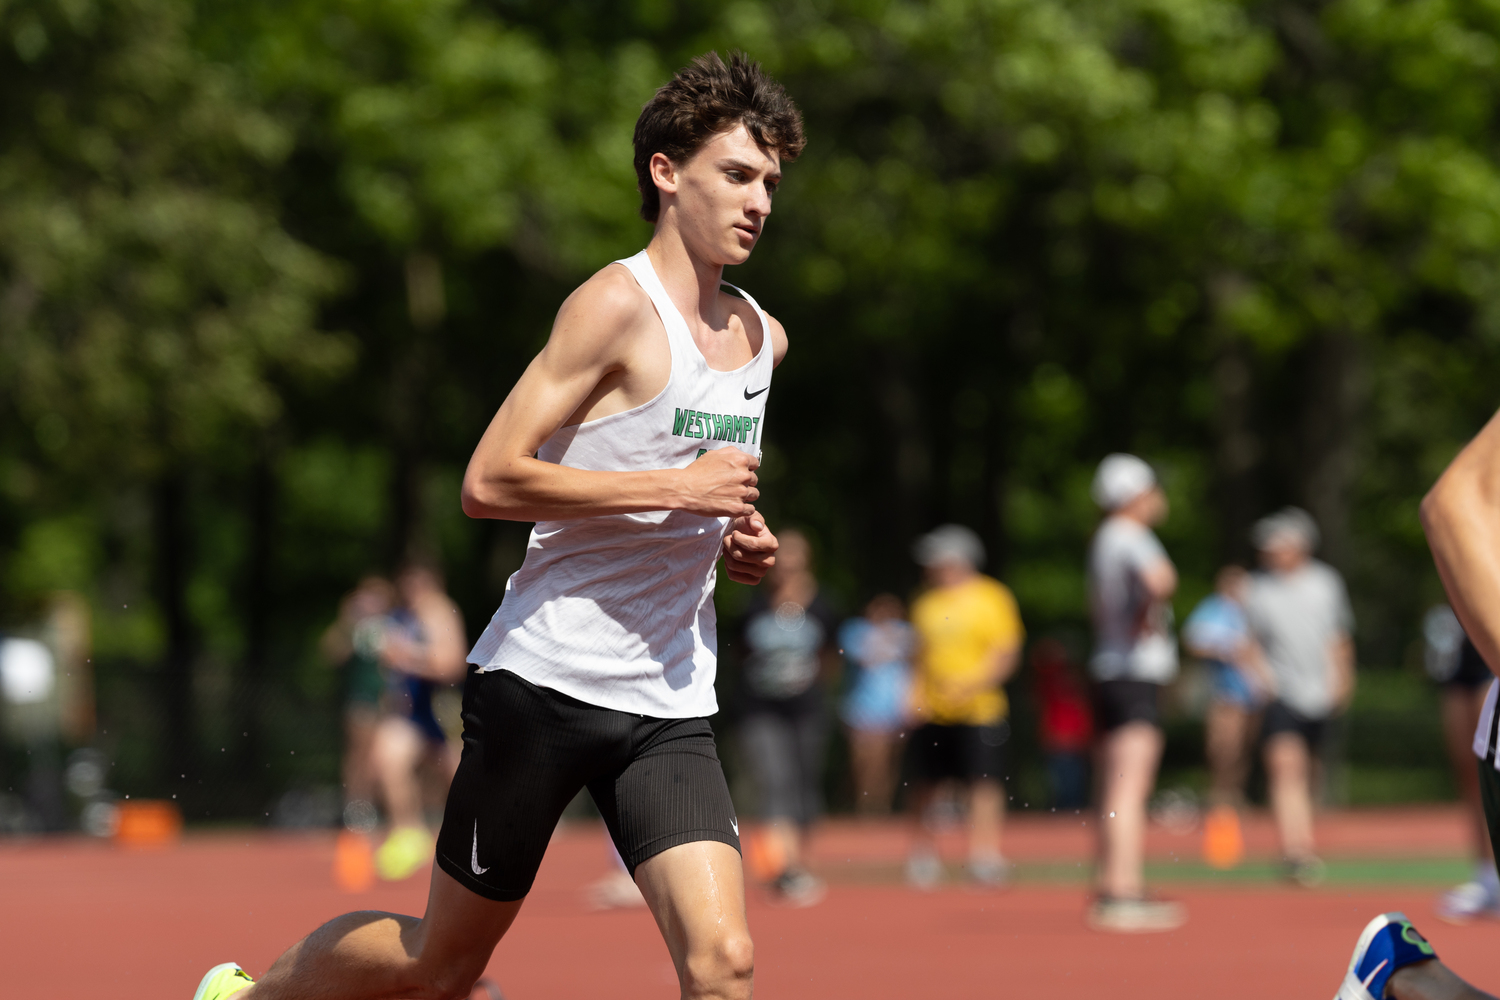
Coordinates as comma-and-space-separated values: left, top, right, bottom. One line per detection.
658, 124, 781, 264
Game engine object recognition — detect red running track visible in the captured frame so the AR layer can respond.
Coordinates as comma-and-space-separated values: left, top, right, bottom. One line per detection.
2, 811, 1497, 999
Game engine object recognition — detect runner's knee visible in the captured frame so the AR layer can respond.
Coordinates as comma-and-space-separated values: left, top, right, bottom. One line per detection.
682, 931, 754, 999
413, 956, 487, 1000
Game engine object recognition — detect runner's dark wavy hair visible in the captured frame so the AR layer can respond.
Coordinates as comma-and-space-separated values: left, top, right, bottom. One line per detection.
633, 52, 806, 223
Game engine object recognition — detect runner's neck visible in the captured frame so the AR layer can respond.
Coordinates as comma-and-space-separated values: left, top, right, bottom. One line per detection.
644, 232, 732, 333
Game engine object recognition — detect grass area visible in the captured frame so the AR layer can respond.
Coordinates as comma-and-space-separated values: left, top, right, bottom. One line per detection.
1018, 857, 1472, 887
819, 856, 1473, 888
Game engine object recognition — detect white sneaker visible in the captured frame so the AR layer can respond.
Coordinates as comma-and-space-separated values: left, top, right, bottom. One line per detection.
966, 855, 1012, 888
1434, 880, 1500, 924
1086, 896, 1186, 933
1333, 912, 1436, 1000
905, 850, 942, 889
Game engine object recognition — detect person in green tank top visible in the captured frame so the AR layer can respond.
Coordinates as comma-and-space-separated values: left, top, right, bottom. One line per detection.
319, 575, 395, 828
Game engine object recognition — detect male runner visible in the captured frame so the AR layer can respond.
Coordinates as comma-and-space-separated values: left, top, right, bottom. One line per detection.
193, 51, 804, 1000
1327, 410, 1500, 1000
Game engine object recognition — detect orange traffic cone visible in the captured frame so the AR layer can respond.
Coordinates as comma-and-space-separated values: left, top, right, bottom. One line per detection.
1202, 804, 1244, 870
743, 827, 788, 883
334, 829, 376, 892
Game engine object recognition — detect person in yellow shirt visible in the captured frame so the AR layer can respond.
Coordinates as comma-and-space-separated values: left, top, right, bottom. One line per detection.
905, 524, 1024, 888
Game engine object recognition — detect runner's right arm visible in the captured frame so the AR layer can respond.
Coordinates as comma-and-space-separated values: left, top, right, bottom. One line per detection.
461, 268, 760, 522
1421, 407, 1500, 677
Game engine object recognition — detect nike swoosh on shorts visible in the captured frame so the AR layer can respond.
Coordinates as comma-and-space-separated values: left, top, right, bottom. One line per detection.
471, 821, 489, 875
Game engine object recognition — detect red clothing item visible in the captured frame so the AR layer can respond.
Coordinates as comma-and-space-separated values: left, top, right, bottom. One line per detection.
1034, 658, 1094, 752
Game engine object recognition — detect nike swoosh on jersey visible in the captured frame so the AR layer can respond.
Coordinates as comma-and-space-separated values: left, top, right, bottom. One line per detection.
743, 386, 768, 399
471, 821, 489, 875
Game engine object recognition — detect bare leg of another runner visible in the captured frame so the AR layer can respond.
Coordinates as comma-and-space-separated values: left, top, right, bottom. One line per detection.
1096, 722, 1162, 899
1389, 962, 1499, 1000
634, 840, 755, 1000
968, 778, 1004, 862
1205, 701, 1249, 806
1441, 686, 1496, 871
243, 865, 523, 1000
373, 717, 427, 831
1265, 732, 1316, 862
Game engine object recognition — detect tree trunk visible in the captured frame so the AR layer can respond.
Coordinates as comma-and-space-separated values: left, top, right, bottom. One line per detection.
239, 452, 275, 798
876, 348, 930, 592
153, 471, 194, 792
386, 252, 446, 569
1212, 338, 1261, 565
1299, 331, 1362, 571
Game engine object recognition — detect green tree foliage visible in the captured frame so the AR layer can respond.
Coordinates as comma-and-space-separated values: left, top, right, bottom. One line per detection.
2, 0, 1499, 813
0, 0, 347, 480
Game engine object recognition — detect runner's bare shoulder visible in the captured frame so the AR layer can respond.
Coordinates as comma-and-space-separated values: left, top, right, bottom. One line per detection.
718, 288, 789, 367
543, 263, 659, 370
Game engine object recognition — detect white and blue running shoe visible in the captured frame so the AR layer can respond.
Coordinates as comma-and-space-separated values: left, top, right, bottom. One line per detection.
1334, 912, 1437, 1000
1435, 874, 1500, 924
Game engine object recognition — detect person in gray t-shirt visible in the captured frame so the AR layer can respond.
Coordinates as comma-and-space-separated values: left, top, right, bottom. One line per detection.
1084, 454, 1184, 932
1244, 507, 1355, 885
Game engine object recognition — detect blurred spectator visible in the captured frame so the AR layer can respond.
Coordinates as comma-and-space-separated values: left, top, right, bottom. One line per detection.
738, 529, 838, 906
1245, 507, 1355, 887
1423, 605, 1500, 921
1182, 565, 1268, 869
1086, 454, 1185, 932
0, 594, 94, 834
904, 524, 1024, 889
320, 575, 397, 830
372, 562, 467, 881
838, 594, 914, 816
1031, 638, 1093, 811
1, 634, 64, 830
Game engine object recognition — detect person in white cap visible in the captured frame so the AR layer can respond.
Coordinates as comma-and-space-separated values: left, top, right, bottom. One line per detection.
1085, 453, 1184, 932
1245, 507, 1355, 887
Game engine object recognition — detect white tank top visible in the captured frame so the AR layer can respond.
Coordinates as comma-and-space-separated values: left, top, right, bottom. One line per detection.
467, 250, 774, 718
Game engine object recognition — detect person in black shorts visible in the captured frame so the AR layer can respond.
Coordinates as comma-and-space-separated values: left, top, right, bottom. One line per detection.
193, 53, 801, 1000
903, 525, 1024, 889
736, 529, 837, 906
1424, 605, 1500, 920
1085, 455, 1184, 932
1243, 508, 1355, 887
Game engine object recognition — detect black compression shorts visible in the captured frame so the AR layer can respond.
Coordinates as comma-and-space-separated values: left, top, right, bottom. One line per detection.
1448, 639, 1494, 690
1261, 699, 1329, 751
434, 668, 741, 902
907, 721, 1010, 783
1093, 679, 1163, 732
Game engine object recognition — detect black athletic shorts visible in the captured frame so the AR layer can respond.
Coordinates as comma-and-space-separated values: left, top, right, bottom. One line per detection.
1093, 680, 1162, 732
1448, 639, 1494, 690
1261, 699, 1329, 750
908, 721, 1010, 783
1481, 756, 1500, 877
434, 668, 740, 902
1479, 701, 1500, 874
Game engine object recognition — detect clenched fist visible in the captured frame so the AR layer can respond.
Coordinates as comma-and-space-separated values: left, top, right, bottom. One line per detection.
675, 447, 760, 518
723, 515, 778, 585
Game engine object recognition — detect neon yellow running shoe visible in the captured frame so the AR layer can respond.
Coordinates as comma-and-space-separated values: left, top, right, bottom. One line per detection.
375, 825, 433, 881
193, 962, 254, 1000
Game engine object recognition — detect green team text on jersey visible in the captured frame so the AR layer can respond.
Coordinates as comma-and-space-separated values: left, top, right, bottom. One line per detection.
673, 408, 761, 445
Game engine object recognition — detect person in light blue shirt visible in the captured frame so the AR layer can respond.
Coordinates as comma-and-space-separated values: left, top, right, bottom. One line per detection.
838, 594, 914, 815
1182, 566, 1264, 819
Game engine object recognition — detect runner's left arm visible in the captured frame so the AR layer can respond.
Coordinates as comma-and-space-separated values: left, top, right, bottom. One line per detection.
718, 313, 787, 585
1422, 406, 1500, 677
